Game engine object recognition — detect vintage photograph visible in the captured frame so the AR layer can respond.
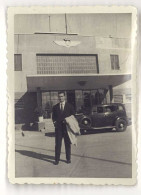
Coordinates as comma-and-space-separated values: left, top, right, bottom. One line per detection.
8, 7, 137, 184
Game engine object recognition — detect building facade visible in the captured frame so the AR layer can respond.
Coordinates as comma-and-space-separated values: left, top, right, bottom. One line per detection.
14, 33, 131, 126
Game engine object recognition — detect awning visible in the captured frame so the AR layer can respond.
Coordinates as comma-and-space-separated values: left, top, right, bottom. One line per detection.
26, 74, 131, 92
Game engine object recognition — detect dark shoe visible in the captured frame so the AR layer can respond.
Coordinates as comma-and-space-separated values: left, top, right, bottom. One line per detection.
54, 161, 59, 165
66, 160, 71, 164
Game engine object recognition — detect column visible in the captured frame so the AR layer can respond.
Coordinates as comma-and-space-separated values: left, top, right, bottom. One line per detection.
109, 85, 113, 103
37, 87, 42, 111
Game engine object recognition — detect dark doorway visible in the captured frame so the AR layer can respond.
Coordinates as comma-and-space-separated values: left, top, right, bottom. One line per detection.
66, 91, 76, 109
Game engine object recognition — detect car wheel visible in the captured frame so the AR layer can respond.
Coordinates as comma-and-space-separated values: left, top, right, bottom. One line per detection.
115, 119, 127, 132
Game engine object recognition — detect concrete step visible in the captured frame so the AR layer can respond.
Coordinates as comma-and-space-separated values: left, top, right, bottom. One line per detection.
15, 119, 55, 131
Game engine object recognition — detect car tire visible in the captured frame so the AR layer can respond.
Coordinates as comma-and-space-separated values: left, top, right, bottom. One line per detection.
115, 119, 127, 132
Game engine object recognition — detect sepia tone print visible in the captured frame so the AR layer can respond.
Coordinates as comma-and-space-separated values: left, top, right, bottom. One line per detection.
8, 6, 137, 185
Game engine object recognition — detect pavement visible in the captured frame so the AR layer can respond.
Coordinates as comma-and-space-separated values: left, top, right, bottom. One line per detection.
15, 125, 132, 178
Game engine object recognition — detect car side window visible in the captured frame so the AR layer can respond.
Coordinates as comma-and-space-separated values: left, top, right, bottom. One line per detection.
97, 107, 104, 113
106, 105, 117, 112
105, 106, 112, 113
118, 105, 124, 111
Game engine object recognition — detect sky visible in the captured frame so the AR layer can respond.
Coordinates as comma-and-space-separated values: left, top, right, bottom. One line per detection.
14, 13, 131, 38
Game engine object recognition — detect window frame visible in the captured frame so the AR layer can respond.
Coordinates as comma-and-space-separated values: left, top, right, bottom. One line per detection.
14, 54, 22, 71
110, 54, 120, 70
97, 106, 104, 113
118, 105, 125, 111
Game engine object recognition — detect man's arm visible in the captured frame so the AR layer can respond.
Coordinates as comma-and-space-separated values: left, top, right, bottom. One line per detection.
52, 106, 56, 123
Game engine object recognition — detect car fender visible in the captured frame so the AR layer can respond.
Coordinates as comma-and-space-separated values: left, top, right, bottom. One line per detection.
114, 116, 127, 125
80, 115, 92, 127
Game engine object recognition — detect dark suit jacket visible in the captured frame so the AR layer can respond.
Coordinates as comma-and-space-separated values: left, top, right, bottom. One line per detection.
52, 102, 75, 129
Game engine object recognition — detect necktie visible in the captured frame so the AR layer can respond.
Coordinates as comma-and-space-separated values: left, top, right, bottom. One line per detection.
61, 103, 63, 112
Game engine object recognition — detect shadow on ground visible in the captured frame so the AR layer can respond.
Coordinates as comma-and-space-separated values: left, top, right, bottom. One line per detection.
45, 132, 55, 137
80, 128, 116, 135
21, 124, 38, 131
15, 149, 66, 164
15, 147, 131, 167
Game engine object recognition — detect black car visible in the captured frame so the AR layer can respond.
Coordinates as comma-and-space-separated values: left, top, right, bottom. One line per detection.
75, 103, 128, 134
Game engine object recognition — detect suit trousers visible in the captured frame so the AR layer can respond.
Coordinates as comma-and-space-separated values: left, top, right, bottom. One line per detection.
55, 123, 71, 162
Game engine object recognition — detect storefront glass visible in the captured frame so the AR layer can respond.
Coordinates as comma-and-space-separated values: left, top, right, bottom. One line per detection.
50, 92, 58, 106
42, 92, 51, 118
41, 89, 107, 118
75, 90, 83, 113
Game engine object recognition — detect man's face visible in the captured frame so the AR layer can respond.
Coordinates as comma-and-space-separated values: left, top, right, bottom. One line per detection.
58, 93, 65, 103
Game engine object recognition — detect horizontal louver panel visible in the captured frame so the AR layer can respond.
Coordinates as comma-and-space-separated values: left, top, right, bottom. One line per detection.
37, 55, 98, 74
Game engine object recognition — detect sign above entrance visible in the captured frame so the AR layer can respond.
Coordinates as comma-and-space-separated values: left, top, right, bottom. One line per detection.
54, 38, 81, 48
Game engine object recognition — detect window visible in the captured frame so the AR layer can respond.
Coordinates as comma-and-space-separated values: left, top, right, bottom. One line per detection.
110, 55, 120, 70
83, 91, 91, 108
105, 106, 117, 113
114, 95, 123, 103
126, 94, 131, 103
15, 98, 24, 109
97, 107, 104, 113
92, 106, 97, 113
14, 54, 22, 71
75, 90, 83, 113
118, 105, 124, 111
105, 106, 112, 113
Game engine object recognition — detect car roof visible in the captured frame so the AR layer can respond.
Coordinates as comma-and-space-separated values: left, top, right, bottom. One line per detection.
92, 103, 124, 107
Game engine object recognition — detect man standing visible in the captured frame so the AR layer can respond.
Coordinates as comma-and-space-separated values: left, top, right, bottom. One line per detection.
52, 91, 75, 165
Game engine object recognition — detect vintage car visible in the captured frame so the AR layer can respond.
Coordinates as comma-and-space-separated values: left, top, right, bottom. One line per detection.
75, 103, 128, 134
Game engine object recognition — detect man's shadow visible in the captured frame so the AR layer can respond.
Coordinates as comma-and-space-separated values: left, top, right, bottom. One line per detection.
45, 132, 55, 137
15, 149, 66, 164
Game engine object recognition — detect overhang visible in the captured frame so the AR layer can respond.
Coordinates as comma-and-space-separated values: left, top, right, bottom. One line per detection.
26, 74, 131, 92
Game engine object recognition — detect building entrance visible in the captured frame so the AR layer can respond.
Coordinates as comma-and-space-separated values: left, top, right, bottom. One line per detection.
66, 90, 75, 109
41, 89, 108, 119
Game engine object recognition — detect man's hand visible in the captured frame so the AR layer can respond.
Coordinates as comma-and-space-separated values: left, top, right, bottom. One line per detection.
53, 121, 57, 127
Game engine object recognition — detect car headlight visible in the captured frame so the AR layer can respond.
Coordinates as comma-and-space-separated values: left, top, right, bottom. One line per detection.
82, 119, 91, 126
83, 120, 88, 125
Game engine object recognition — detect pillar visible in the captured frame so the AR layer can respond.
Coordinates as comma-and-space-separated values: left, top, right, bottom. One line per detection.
109, 85, 113, 103
37, 87, 42, 110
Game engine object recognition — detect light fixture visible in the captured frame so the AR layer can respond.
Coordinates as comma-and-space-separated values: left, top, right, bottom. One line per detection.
78, 81, 87, 86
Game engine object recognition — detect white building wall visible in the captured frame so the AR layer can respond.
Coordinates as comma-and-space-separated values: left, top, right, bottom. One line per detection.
14, 34, 131, 92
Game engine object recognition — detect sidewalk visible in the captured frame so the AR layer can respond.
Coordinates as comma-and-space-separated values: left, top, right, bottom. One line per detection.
15, 129, 84, 177
15, 126, 132, 178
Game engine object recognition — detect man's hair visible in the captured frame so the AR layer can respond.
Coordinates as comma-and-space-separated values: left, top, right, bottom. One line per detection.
58, 91, 65, 96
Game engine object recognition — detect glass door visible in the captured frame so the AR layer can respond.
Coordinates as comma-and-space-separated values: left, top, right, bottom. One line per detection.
66, 90, 76, 109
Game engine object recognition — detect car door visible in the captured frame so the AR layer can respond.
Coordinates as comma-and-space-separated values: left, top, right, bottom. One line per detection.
91, 106, 107, 127
103, 105, 117, 126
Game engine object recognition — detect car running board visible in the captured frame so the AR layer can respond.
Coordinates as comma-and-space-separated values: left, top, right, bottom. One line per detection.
91, 126, 115, 130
